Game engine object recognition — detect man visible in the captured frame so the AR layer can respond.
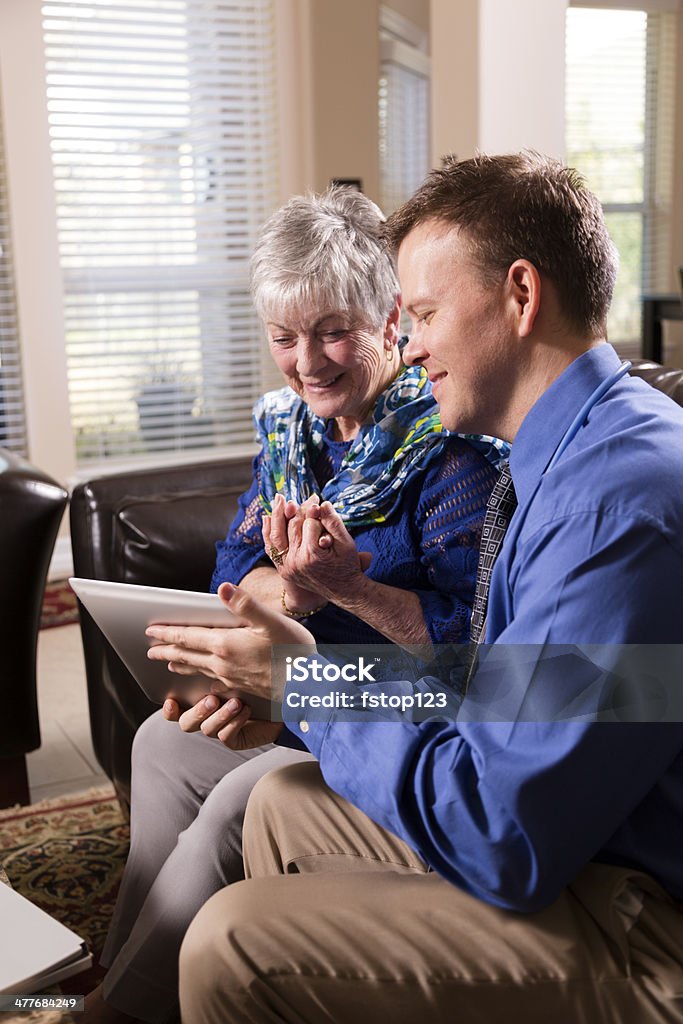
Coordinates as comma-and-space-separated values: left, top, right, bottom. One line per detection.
148, 153, 683, 1022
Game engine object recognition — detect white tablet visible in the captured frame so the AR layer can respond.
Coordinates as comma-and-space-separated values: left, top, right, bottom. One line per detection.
69, 577, 274, 719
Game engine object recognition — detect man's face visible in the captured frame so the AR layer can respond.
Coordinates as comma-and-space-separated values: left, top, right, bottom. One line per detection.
399, 220, 515, 438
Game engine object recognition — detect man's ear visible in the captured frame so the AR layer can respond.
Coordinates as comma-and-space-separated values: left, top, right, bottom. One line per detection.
506, 260, 541, 338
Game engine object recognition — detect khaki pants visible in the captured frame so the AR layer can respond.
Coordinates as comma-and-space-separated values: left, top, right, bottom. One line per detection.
179, 762, 683, 1024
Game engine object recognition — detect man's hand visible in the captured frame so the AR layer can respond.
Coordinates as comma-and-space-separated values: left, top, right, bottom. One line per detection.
162, 693, 285, 750
146, 582, 315, 703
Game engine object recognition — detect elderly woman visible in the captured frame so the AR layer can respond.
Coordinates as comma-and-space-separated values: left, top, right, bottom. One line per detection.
85, 188, 504, 1024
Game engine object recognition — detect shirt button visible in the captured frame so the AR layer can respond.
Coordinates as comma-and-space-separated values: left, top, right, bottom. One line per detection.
300, 720, 310, 734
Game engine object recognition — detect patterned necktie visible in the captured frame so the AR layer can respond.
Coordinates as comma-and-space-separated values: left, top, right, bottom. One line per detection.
469, 461, 518, 647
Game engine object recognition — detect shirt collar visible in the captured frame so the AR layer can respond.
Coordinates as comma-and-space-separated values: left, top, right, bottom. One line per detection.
509, 343, 623, 507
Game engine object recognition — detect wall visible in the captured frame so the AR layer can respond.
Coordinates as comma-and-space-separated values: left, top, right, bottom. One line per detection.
479, 0, 567, 158
308, 0, 382, 198
387, 0, 430, 33
275, 0, 385, 203
277, 0, 431, 204
430, 0, 479, 163
430, 0, 567, 165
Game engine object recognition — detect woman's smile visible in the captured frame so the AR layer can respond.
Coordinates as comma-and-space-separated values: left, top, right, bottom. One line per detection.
266, 306, 402, 439
302, 373, 344, 393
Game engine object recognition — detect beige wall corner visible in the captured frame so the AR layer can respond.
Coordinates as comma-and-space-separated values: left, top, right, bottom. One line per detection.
276, 0, 431, 204
308, 0, 381, 200
430, 0, 479, 165
385, 0, 430, 34
275, 0, 315, 203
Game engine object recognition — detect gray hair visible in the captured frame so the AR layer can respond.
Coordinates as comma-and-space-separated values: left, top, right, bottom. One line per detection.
250, 186, 399, 329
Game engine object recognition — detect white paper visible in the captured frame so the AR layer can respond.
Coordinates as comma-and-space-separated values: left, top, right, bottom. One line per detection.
0, 884, 91, 994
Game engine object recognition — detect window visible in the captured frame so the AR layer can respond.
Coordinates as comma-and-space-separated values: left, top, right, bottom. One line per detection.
0, 92, 27, 455
565, 3, 677, 355
42, 0, 278, 465
378, 6, 430, 218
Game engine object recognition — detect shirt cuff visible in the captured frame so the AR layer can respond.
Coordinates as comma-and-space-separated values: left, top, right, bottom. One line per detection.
274, 725, 310, 752
280, 656, 356, 757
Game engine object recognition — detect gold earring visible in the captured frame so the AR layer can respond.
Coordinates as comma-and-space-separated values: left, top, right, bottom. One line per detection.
386, 346, 394, 361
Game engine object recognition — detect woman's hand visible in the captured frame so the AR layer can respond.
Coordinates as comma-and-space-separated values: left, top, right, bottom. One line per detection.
286, 505, 432, 646
283, 501, 373, 602
263, 499, 431, 649
263, 492, 328, 614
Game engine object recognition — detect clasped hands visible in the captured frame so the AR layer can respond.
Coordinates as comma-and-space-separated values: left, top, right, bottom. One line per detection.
264, 492, 372, 615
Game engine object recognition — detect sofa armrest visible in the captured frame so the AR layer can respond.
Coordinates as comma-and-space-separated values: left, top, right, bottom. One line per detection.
0, 449, 67, 805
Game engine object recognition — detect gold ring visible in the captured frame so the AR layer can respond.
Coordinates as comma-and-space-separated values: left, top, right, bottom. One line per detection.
269, 546, 289, 567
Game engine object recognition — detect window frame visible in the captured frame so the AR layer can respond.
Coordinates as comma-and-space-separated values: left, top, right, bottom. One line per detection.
566, 0, 678, 353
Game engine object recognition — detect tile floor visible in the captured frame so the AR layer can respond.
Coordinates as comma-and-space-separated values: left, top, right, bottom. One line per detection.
27, 623, 109, 803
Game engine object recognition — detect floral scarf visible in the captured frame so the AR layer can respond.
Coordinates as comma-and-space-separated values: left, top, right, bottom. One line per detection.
255, 364, 510, 528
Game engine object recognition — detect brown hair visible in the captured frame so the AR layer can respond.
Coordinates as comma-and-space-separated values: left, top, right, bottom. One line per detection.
384, 151, 618, 337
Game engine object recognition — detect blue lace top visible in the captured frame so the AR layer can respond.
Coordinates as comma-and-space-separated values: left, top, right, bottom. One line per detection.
211, 424, 497, 646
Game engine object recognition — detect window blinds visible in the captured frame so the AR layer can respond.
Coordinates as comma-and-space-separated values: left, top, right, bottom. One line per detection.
0, 93, 27, 455
378, 11, 430, 218
379, 62, 430, 217
565, 5, 677, 355
42, 0, 278, 464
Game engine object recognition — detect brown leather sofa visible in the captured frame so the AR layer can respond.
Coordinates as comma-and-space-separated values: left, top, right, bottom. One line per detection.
69, 359, 683, 814
1, 449, 68, 807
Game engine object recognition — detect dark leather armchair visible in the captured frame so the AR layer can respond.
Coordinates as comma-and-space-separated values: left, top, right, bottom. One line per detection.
629, 357, 683, 403
69, 455, 255, 812
69, 358, 683, 815
0, 449, 68, 807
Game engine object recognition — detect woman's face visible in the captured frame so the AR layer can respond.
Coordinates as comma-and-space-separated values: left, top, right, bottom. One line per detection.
265, 304, 400, 440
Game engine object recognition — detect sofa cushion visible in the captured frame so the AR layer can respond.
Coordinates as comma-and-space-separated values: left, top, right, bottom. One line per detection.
114, 485, 242, 592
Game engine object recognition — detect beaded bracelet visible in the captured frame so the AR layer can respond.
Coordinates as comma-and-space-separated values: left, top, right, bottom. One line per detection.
281, 590, 327, 620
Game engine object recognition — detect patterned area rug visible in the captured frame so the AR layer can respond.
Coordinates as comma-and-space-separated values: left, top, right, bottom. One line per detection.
0, 786, 129, 1019
40, 580, 80, 630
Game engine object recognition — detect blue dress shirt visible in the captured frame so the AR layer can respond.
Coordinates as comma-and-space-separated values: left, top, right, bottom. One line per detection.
282, 344, 683, 912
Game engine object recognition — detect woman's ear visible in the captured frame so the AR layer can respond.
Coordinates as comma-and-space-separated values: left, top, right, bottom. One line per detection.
384, 296, 402, 347
506, 260, 541, 338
